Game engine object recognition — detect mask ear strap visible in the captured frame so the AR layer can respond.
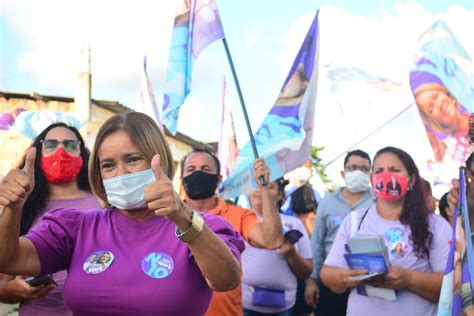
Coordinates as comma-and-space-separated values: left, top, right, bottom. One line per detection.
407, 175, 415, 191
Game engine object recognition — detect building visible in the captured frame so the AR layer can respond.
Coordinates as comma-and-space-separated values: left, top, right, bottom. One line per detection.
0, 91, 213, 179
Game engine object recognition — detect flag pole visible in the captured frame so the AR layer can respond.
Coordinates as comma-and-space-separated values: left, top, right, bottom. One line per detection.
222, 37, 266, 185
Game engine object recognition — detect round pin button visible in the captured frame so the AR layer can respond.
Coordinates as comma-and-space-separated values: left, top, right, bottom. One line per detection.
83, 251, 115, 274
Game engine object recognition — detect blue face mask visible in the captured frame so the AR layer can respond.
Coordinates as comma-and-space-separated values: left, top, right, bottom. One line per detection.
103, 169, 156, 210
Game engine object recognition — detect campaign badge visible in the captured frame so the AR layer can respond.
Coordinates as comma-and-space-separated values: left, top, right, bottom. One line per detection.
385, 227, 403, 243
141, 252, 174, 279
390, 242, 409, 258
83, 250, 115, 274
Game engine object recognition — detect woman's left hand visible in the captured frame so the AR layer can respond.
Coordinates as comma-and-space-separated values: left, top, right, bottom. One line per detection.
277, 240, 296, 258
144, 154, 186, 220
370, 266, 412, 290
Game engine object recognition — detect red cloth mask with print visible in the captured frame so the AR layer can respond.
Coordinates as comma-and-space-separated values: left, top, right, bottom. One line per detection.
40, 147, 83, 184
372, 171, 409, 202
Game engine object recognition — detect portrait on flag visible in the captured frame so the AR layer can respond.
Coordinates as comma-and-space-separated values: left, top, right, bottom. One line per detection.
219, 12, 319, 199
410, 20, 473, 173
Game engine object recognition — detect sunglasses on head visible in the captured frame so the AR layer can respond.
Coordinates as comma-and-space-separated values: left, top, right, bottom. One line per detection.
41, 139, 81, 153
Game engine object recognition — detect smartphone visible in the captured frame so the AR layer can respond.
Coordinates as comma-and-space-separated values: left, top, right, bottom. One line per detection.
25, 275, 56, 287
284, 229, 303, 245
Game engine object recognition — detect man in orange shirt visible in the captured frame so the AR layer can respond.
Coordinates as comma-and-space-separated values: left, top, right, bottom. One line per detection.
181, 148, 284, 316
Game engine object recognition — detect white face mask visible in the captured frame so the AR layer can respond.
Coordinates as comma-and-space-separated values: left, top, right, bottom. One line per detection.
103, 169, 156, 210
344, 170, 370, 193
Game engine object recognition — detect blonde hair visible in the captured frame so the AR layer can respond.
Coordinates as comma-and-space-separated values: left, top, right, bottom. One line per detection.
89, 111, 175, 204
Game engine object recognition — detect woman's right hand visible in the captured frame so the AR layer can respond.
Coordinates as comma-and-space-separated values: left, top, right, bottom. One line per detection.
304, 278, 319, 309
0, 148, 36, 211
340, 268, 368, 289
5, 276, 56, 301
447, 178, 460, 211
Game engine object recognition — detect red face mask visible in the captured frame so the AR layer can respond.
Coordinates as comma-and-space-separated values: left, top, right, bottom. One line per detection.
372, 171, 409, 202
40, 147, 83, 184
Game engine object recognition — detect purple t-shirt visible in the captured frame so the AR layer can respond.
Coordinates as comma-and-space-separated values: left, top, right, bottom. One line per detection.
325, 204, 452, 316
25, 208, 245, 316
20, 194, 101, 316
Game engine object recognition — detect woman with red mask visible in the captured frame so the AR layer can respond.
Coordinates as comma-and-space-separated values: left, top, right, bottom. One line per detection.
320, 146, 452, 316
0, 122, 100, 316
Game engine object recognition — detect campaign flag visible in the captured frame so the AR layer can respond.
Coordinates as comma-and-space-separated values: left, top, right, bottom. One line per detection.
437, 168, 474, 315
219, 11, 320, 199
162, 0, 224, 135
410, 20, 474, 186
0, 108, 25, 131
217, 77, 239, 181
12, 110, 84, 139
138, 56, 163, 132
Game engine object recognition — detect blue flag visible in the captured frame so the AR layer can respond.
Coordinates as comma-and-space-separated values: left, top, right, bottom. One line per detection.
12, 110, 84, 139
162, 0, 224, 135
219, 12, 320, 199
438, 168, 474, 315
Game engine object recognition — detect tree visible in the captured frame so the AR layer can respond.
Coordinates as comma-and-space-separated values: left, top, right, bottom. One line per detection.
310, 146, 332, 188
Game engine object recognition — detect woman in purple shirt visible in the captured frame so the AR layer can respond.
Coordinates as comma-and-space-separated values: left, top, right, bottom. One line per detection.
0, 112, 244, 315
0, 122, 101, 315
321, 146, 451, 316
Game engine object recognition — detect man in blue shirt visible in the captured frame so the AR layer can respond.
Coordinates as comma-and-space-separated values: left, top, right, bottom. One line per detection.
305, 149, 374, 316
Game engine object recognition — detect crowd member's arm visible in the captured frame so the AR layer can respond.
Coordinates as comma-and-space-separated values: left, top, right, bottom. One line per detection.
304, 278, 319, 309
304, 205, 327, 307
279, 240, 312, 279
319, 211, 368, 293
449, 178, 474, 229
0, 274, 55, 303
145, 154, 242, 292
247, 158, 284, 250
0, 274, 18, 303
0, 148, 42, 277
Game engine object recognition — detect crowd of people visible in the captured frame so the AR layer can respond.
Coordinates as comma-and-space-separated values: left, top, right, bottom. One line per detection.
0, 110, 464, 315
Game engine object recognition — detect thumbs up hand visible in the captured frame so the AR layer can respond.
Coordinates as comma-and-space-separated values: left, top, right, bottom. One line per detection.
0, 147, 36, 210
144, 154, 188, 221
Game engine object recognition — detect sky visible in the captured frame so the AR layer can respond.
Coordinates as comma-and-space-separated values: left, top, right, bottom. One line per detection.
1, 0, 473, 190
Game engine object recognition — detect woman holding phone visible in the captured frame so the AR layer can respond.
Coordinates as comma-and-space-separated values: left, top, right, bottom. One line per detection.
0, 122, 100, 316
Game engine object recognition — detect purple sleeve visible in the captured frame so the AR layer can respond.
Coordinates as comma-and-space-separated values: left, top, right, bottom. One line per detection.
201, 213, 246, 261
324, 213, 351, 269
24, 208, 84, 275
428, 214, 452, 272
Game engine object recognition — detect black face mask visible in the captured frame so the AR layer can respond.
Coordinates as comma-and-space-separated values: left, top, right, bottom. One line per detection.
182, 171, 219, 200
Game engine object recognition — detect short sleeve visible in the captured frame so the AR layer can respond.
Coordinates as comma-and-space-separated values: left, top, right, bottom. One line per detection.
428, 214, 452, 272
324, 212, 352, 269
24, 209, 84, 275
294, 219, 312, 259
202, 213, 246, 261
239, 208, 259, 241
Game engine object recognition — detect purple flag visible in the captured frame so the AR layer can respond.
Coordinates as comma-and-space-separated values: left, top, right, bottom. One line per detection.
438, 168, 474, 315
220, 12, 320, 199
